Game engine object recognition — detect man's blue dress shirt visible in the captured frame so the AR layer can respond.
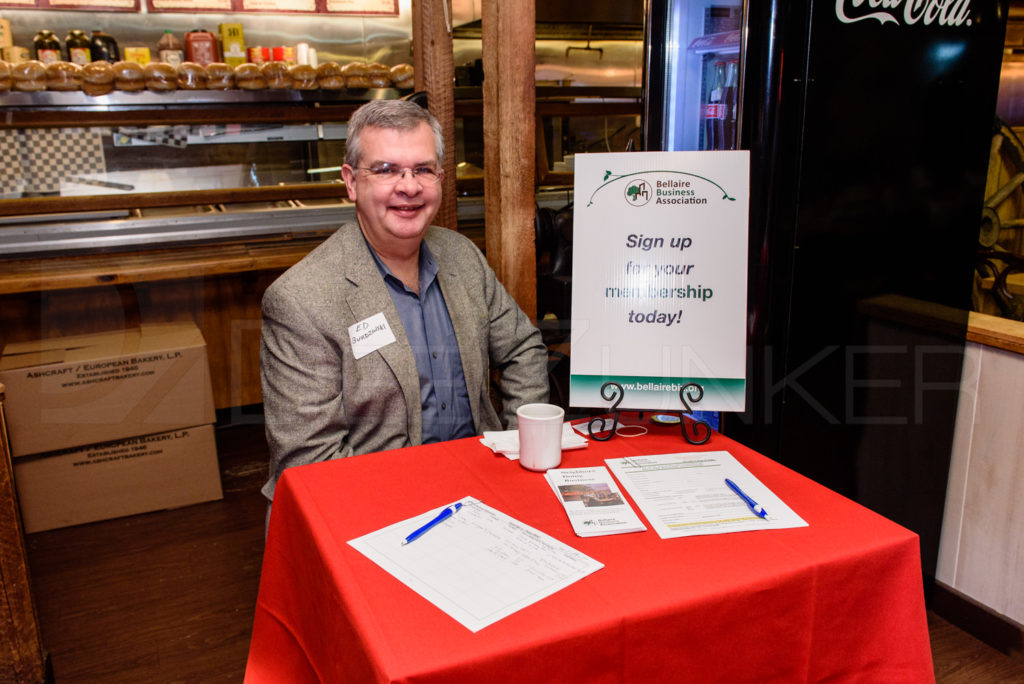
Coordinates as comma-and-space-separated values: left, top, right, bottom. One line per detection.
369, 240, 475, 443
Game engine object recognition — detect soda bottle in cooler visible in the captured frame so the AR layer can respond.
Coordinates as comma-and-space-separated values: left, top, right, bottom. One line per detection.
723, 60, 739, 150
704, 61, 726, 150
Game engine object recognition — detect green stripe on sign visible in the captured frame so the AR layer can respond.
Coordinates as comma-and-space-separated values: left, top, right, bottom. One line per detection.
569, 375, 745, 411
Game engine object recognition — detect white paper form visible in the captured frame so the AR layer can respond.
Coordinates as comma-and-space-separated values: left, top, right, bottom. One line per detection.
606, 451, 808, 539
348, 496, 604, 632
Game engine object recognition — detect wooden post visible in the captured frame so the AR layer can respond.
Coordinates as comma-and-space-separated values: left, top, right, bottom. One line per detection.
482, 0, 537, 318
412, 0, 458, 231
0, 384, 47, 684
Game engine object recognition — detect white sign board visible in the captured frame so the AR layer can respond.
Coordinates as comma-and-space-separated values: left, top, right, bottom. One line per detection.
569, 151, 749, 412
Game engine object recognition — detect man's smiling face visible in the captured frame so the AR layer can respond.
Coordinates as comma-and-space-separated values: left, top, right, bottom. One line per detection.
341, 122, 442, 257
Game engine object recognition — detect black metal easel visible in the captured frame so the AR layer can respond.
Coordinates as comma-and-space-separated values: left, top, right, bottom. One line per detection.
586, 381, 711, 445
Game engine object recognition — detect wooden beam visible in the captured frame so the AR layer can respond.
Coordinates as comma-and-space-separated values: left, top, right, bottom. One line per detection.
413, 0, 458, 230
482, 0, 537, 317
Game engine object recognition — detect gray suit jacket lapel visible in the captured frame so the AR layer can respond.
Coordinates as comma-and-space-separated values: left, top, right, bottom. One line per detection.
337, 224, 423, 443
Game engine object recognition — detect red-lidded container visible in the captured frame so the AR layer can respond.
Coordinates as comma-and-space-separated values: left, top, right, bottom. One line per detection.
247, 46, 269, 64
184, 29, 218, 66
271, 45, 294, 65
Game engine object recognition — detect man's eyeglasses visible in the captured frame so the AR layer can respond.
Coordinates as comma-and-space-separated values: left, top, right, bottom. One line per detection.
355, 163, 443, 186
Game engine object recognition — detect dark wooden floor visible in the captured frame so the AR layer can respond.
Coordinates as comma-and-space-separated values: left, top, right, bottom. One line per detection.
22, 420, 1024, 683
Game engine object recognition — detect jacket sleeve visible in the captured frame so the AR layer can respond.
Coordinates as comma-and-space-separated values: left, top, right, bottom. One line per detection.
259, 280, 352, 501
479, 252, 550, 428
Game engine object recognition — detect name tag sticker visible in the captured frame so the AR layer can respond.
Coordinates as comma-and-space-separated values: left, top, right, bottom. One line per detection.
349, 312, 396, 360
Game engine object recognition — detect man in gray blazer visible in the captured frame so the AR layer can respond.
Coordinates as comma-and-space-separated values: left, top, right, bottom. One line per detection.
260, 99, 549, 502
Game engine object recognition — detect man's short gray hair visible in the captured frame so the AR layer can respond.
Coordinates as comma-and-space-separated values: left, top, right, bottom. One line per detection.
344, 100, 444, 168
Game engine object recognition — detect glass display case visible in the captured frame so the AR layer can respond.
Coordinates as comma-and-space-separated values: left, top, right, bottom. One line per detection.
0, 89, 389, 255
0, 86, 641, 256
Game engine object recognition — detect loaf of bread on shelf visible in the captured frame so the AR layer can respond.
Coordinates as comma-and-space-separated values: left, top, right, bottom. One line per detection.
390, 63, 414, 90
261, 61, 290, 89
177, 62, 207, 90
12, 60, 47, 92
0, 60, 10, 91
289, 63, 318, 90
45, 61, 82, 91
365, 62, 391, 88
205, 62, 234, 90
316, 61, 344, 90
234, 63, 266, 90
80, 61, 114, 96
112, 61, 145, 91
342, 62, 372, 89
144, 62, 177, 92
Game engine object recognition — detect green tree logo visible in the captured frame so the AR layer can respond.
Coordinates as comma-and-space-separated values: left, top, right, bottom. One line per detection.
624, 179, 651, 206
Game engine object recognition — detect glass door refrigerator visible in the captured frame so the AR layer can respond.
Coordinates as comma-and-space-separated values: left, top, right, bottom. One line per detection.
643, 0, 1008, 580
645, 0, 743, 152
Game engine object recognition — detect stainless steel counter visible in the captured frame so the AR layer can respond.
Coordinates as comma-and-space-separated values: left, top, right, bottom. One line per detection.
0, 189, 574, 256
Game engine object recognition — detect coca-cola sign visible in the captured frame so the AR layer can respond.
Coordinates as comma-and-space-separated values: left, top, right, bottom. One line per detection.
835, 0, 973, 27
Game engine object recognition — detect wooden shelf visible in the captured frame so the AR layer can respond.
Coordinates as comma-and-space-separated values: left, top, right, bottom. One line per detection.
0, 236, 324, 295
967, 310, 1024, 355
858, 295, 1024, 355
0, 89, 401, 128
0, 185, 348, 219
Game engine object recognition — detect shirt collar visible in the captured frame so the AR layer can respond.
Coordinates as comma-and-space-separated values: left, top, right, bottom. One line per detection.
365, 236, 439, 295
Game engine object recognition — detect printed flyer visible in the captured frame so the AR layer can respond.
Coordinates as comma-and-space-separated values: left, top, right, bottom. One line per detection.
544, 466, 646, 537
569, 151, 749, 411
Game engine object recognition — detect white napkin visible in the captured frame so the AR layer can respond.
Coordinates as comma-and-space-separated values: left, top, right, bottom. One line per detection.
480, 422, 588, 460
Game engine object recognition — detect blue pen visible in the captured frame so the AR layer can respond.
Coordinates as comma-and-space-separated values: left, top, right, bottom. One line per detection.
401, 502, 463, 545
725, 478, 768, 519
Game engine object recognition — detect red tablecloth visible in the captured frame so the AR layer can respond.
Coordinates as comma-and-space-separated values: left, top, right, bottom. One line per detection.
245, 416, 934, 683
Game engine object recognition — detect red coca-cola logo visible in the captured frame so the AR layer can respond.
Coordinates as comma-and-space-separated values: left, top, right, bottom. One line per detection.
704, 104, 726, 120
835, 0, 973, 27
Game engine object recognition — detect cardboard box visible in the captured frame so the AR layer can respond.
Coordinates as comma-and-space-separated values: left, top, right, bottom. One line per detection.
13, 424, 223, 533
0, 322, 215, 458
0, 19, 13, 49
122, 46, 152, 65
2, 45, 28, 62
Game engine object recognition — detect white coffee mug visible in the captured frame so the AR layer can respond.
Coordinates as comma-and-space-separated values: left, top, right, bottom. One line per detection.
517, 403, 565, 471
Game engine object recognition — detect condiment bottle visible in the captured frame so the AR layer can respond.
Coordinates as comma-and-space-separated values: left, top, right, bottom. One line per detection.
89, 30, 120, 63
65, 30, 91, 65
32, 30, 61, 65
157, 30, 184, 67
184, 29, 218, 66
